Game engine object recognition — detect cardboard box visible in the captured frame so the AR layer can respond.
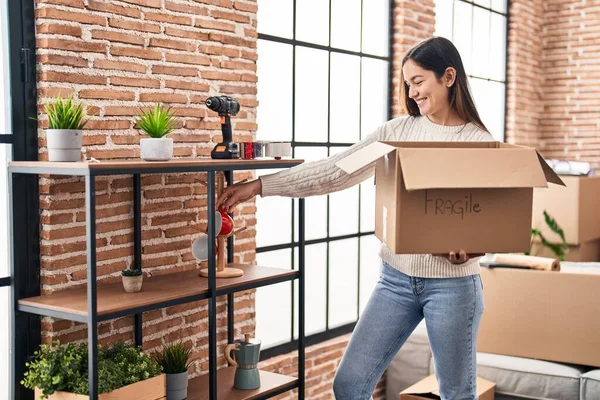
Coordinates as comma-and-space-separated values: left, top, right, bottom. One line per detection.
478, 267, 600, 367
336, 141, 563, 254
532, 175, 600, 245
400, 374, 495, 400
530, 239, 600, 262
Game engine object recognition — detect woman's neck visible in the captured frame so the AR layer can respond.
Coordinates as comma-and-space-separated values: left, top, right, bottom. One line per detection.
427, 107, 465, 126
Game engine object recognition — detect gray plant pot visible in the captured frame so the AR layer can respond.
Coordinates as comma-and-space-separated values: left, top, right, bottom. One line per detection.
46, 129, 83, 162
122, 275, 143, 293
140, 137, 173, 161
166, 371, 188, 400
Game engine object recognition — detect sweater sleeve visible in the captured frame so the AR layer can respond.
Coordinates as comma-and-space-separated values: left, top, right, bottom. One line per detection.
259, 123, 390, 198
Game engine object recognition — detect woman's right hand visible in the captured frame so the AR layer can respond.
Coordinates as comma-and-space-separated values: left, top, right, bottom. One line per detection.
216, 179, 262, 213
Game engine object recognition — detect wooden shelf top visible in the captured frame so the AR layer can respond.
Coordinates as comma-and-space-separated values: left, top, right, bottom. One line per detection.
18, 265, 297, 320
187, 367, 297, 400
8, 158, 303, 176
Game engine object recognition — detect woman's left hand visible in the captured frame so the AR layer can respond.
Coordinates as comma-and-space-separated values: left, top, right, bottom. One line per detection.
438, 250, 485, 264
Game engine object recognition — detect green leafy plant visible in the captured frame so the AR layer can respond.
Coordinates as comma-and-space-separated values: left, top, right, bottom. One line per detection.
44, 96, 89, 130
21, 340, 161, 399
528, 210, 569, 261
121, 268, 143, 277
135, 104, 178, 138
152, 342, 193, 374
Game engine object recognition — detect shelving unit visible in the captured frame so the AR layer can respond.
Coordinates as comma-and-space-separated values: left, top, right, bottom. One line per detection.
9, 158, 306, 400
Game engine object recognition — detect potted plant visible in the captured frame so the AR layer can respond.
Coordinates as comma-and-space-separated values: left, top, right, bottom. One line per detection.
528, 210, 569, 260
121, 268, 143, 293
44, 96, 89, 162
136, 104, 178, 161
22, 340, 164, 400
152, 342, 193, 400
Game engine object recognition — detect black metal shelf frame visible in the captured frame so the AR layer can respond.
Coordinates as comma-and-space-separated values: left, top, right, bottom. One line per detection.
9, 163, 306, 400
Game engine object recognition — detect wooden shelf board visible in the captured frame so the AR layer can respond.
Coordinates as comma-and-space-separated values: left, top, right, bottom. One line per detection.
18, 265, 296, 319
187, 367, 297, 400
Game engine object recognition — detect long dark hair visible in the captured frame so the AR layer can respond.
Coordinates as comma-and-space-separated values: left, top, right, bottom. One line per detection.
400, 37, 488, 131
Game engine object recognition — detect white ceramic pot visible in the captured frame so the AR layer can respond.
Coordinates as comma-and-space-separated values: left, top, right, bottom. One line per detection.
140, 137, 173, 161
46, 129, 83, 162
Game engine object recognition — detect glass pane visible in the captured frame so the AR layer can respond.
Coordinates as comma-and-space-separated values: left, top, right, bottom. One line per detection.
453, 0, 473, 75
329, 238, 358, 328
360, 178, 375, 232
471, 7, 490, 78
295, 47, 328, 143
296, 0, 329, 46
469, 78, 505, 141
490, 13, 507, 82
293, 147, 328, 242
331, 0, 361, 51
359, 235, 381, 314
474, 0, 490, 7
0, 0, 10, 136
0, 287, 8, 399
256, 194, 292, 248
0, 145, 10, 277
362, 0, 389, 57
257, 0, 293, 38
293, 243, 327, 338
492, 0, 508, 13
329, 147, 359, 237
256, 250, 292, 348
257, 40, 293, 141
361, 58, 389, 139
330, 53, 360, 144
434, 0, 453, 40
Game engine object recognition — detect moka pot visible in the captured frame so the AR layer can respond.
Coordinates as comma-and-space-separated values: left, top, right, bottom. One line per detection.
225, 334, 261, 390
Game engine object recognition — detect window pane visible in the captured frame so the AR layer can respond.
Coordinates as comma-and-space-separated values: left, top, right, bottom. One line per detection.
256, 191, 292, 247
469, 78, 505, 141
490, 13, 507, 82
472, 7, 490, 78
256, 250, 292, 348
296, 0, 329, 46
331, 0, 361, 51
492, 0, 507, 13
362, 0, 389, 56
330, 53, 360, 144
361, 58, 389, 139
474, 0, 491, 7
293, 147, 328, 242
0, 145, 10, 277
294, 243, 327, 338
329, 238, 358, 328
295, 47, 328, 143
360, 178, 375, 232
0, 287, 8, 400
453, 0, 473, 75
1, 0, 10, 136
257, 0, 293, 38
329, 147, 359, 237
257, 40, 293, 142
434, 0, 453, 39
359, 235, 381, 314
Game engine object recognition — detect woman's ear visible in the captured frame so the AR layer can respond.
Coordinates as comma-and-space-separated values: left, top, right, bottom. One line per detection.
444, 67, 457, 88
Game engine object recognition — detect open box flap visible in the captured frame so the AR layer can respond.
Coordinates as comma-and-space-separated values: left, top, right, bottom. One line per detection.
335, 141, 396, 174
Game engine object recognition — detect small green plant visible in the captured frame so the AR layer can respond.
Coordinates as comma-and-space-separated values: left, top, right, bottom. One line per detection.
152, 342, 193, 374
21, 340, 161, 399
135, 104, 178, 138
44, 96, 89, 130
528, 210, 569, 261
121, 268, 143, 277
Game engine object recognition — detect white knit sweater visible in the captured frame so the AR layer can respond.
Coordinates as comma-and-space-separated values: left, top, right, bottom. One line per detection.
259, 115, 495, 278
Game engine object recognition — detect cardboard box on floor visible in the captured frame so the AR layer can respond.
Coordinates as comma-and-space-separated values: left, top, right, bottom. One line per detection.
336, 141, 564, 254
532, 175, 600, 245
530, 239, 600, 262
478, 267, 600, 367
400, 374, 495, 400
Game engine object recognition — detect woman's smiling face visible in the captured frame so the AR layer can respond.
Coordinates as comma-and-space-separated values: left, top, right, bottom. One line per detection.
402, 59, 453, 118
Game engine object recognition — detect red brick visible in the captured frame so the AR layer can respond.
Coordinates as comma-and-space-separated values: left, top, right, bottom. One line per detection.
220, 84, 256, 95
234, 1, 257, 12
149, 37, 196, 52
80, 89, 135, 101
141, 200, 182, 213
111, 76, 161, 88
202, 71, 241, 81
108, 18, 161, 33
152, 65, 199, 77
91, 30, 145, 46
165, 1, 209, 15
87, 148, 140, 159
37, 23, 82, 37
119, 0, 161, 8
37, 0, 84, 7
164, 26, 209, 41
211, 9, 250, 23
110, 46, 162, 60
85, 120, 131, 130
37, 38, 106, 53
145, 12, 192, 26
196, 19, 236, 32
165, 80, 210, 92
37, 54, 88, 68
220, 61, 256, 71
208, 32, 254, 48
87, 1, 142, 18
165, 53, 211, 66
139, 93, 188, 103
192, 0, 233, 8
94, 59, 147, 73
37, 7, 107, 25
199, 45, 239, 58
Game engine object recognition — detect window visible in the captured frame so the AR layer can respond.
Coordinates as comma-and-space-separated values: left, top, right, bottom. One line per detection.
434, 0, 508, 140
255, 0, 391, 351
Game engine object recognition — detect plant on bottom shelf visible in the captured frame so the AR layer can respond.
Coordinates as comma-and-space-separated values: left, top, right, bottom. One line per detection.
152, 342, 193, 400
22, 340, 162, 399
528, 210, 569, 261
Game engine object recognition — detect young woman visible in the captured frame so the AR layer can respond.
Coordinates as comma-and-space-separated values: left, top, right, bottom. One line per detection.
217, 37, 494, 400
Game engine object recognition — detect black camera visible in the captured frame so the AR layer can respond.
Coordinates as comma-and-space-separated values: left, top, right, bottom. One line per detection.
205, 96, 240, 116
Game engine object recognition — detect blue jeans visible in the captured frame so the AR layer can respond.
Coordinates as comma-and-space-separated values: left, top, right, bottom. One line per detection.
333, 262, 485, 400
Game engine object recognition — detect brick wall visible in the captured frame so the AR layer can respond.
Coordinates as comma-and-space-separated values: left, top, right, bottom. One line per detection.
36, 0, 259, 377
508, 0, 600, 170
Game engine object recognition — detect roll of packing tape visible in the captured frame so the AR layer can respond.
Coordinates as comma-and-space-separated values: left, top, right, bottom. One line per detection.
238, 141, 268, 159
265, 142, 292, 159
